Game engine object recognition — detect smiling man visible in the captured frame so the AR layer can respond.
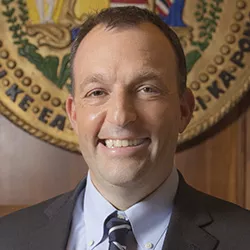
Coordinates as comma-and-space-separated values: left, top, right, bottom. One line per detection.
1, 6, 250, 250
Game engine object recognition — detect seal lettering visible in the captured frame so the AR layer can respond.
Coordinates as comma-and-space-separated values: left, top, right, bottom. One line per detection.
230, 14, 250, 68
19, 95, 34, 112
196, 96, 207, 110
39, 107, 53, 124
0, 69, 7, 79
207, 81, 225, 99
219, 71, 236, 89
49, 115, 66, 131
5, 83, 24, 102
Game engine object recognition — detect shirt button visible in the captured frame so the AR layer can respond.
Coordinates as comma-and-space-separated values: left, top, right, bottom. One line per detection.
145, 242, 153, 249
88, 240, 94, 246
117, 214, 125, 220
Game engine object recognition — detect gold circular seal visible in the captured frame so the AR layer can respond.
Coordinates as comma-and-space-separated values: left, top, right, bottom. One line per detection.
0, 0, 250, 152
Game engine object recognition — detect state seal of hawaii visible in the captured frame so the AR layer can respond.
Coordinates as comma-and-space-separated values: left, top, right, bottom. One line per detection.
0, 0, 250, 152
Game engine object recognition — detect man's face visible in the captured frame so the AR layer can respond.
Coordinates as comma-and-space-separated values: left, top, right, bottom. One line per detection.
67, 23, 194, 189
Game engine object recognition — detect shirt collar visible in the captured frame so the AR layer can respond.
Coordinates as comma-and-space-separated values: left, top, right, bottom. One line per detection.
84, 174, 116, 247
84, 167, 179, 248
124, 167, 179, 248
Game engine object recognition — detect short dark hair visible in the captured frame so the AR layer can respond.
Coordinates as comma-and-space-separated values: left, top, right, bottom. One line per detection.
70, 6, 186, 96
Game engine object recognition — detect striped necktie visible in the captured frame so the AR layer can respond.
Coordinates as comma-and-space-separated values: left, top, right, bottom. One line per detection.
106, 213, 132, 250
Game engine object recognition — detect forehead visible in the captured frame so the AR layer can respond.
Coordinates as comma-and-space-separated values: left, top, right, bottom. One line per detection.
73, 22, 178, 85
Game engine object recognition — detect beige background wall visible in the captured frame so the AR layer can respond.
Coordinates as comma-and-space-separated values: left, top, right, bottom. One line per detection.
1, 91, 250, 213
0, 115, 86, 205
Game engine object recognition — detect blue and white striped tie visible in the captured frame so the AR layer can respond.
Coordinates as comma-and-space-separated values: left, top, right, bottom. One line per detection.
106, 213, 132, 250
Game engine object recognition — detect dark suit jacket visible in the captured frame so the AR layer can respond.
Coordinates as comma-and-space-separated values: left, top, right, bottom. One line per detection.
1, 174, 250, 250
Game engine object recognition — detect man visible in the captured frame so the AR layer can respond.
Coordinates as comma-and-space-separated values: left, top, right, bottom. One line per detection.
1, 6, 250, 250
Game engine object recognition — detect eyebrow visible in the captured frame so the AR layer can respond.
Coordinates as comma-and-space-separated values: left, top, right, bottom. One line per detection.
131, 70, 163, 84
80, 73, 106, 92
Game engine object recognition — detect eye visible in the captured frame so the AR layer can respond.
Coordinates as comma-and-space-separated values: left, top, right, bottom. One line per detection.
141, 87, 154, 93
138, 86, 159, 94
86, 89, 107, 97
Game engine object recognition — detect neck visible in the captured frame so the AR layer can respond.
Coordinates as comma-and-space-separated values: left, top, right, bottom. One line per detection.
89, 168, 173, 210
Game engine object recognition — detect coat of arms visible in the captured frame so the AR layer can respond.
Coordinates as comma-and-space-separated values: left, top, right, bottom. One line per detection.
0, 0, 250, 152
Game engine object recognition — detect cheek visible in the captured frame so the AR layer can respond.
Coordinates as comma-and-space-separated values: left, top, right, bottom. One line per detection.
140, 100, 180, 135
152, 107, 180, 157
75, 105, 106, 141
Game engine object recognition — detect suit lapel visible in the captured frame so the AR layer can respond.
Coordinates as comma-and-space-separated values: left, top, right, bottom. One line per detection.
163, 173, 218, 250
27, 178, 87, 250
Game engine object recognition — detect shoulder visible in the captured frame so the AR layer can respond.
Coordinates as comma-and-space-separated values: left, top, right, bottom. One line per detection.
170, 176, 250, 249
0, 191, 72, 241
191, 185, 250, 218
177, 173, 250, 222
187, 183, 250, 234
0, 178, 87, 249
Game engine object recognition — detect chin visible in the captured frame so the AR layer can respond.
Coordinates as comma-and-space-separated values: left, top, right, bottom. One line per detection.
100, 161, 150, 187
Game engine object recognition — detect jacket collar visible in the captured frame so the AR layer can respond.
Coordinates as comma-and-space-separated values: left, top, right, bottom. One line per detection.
163, 172, 218, 250
27, 178, 87, 250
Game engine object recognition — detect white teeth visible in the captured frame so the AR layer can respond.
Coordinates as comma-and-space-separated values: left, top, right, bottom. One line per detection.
104, 139, 144, 148
105, 139, 113, 148
114, 140, 121, 147
122, 140, 129, 147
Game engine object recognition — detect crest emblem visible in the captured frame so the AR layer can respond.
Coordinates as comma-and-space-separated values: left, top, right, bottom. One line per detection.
0, 0, 250, 152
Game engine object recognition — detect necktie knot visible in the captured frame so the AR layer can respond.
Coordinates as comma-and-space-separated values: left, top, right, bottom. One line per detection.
106, 212, 132, 250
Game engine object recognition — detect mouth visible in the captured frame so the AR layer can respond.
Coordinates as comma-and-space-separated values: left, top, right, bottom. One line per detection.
98, 138, 150, 149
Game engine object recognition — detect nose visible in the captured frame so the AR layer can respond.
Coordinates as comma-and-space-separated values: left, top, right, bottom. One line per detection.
106, 89, 137, 127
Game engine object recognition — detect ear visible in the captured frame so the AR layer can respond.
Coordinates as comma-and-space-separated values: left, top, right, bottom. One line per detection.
179, 88, 195, 133
66, 95, 79, 135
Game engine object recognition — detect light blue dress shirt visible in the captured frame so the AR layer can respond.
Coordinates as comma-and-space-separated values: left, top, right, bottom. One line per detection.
67, 168, 179, 250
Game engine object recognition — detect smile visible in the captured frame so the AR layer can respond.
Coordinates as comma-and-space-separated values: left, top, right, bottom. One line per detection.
101, 139, 147, 148
99, 138, 149, 149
